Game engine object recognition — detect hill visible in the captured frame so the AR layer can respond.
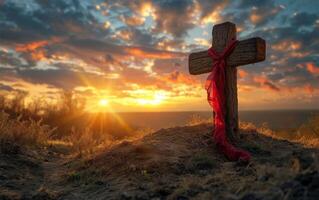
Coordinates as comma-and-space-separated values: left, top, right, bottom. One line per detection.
1, 123, 319, 199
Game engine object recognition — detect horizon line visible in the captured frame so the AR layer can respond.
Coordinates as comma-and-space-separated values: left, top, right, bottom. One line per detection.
88, 108, 319, 114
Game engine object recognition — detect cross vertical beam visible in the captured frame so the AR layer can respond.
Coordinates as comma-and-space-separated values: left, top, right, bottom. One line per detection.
212, 22, 238, 142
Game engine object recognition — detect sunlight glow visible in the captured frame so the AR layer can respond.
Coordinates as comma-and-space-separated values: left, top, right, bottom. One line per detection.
137, 92, 167, 105
99, 99, 109, 107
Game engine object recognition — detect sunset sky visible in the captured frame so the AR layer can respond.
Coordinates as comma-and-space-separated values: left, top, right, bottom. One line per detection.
0, 0, 319, 112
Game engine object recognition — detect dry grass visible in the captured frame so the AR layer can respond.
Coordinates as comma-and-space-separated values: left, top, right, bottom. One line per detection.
0, 109, 154, 157
0, 111, 55, 153
239, 117, 319, 148
65, 126, 154, 157
187, 114, 212, 126
0, 108, 318, 199
66, 121, 319, 199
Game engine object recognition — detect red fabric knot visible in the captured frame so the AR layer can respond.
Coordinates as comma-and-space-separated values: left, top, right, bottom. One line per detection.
205, 39, 251, 162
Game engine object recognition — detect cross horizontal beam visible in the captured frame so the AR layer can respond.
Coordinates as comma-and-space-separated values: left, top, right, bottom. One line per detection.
188, 37, 266, 75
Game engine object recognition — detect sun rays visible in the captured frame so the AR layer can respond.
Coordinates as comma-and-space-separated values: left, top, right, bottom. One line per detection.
98, 99, 109, 107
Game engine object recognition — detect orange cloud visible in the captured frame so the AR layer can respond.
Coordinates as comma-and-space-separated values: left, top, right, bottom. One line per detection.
163, 71, 197, 85
198, 2, 227, 25
30, 50, 46, 61
194, 38, 210, 47
116, 29, 133, 41
14, 37, 63, 61
253, 76, 280, 92
124, 47, 184, 59
250, 13, 262, 24
306, 62, 319, 75
238, 85, 254, 92
304, 84, 315, 95
272, 40, 302, 51
120, 15, 145, 26
238, 69, 248, 78
16, 40, 49, 52
139, 1, 155, 17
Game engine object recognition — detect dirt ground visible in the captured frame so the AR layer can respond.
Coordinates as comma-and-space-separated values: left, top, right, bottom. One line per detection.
1, 124, 319, 200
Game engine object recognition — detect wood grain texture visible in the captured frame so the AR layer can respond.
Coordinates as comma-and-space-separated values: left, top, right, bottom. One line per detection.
210, 22, 238, 142
188, 37, 266, 75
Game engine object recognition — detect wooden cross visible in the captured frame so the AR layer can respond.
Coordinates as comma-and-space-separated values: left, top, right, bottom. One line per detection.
188, 22, 266, 141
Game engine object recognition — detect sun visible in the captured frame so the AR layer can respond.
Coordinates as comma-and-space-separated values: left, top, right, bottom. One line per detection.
98, 99, 109, 107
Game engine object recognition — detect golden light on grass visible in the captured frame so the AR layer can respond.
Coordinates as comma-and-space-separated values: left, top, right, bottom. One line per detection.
98, 99, 109, 107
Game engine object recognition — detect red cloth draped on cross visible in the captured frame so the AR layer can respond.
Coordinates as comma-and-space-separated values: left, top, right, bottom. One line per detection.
206, 38, 251, 162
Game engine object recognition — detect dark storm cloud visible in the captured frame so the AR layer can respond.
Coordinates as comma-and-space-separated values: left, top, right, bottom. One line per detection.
0, 2, 50, 40
0, 0, 111, 70
0, 0, 105, 44
15, 64, 112, 90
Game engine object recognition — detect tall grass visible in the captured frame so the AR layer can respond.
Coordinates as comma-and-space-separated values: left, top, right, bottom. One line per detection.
187, 114, 212, 126
240, 117, 319, 148
186, 113, 319, 148
0, 111, 55, 153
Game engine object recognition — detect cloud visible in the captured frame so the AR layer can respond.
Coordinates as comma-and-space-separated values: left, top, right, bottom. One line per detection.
238, 0, 283, 27
163, 71, 198, 85
304, 84, 315, 95
119, 14, 145, 26
290, 12, 318, 27
0, 50, 26, 68
238, 69, 248, 78
271, 40, 301, 51
1, 0, 319, 110
0, 83, 14, 91
124, 47, 185, 59
196, 0, 227, 25
151, 0, 195, 37
0, 0, 101, 43
253, 76, 280, 92
306, 62, 319, 75
113, 27, 156, 46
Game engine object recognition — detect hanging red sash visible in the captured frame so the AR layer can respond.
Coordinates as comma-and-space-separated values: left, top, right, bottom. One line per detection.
206, 39, 251, 162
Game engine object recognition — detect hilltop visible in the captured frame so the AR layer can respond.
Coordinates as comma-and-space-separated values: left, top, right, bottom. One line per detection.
1, 122, 319, 199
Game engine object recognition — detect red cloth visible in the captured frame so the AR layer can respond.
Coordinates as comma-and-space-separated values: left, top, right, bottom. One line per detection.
206, 39, 251, 162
